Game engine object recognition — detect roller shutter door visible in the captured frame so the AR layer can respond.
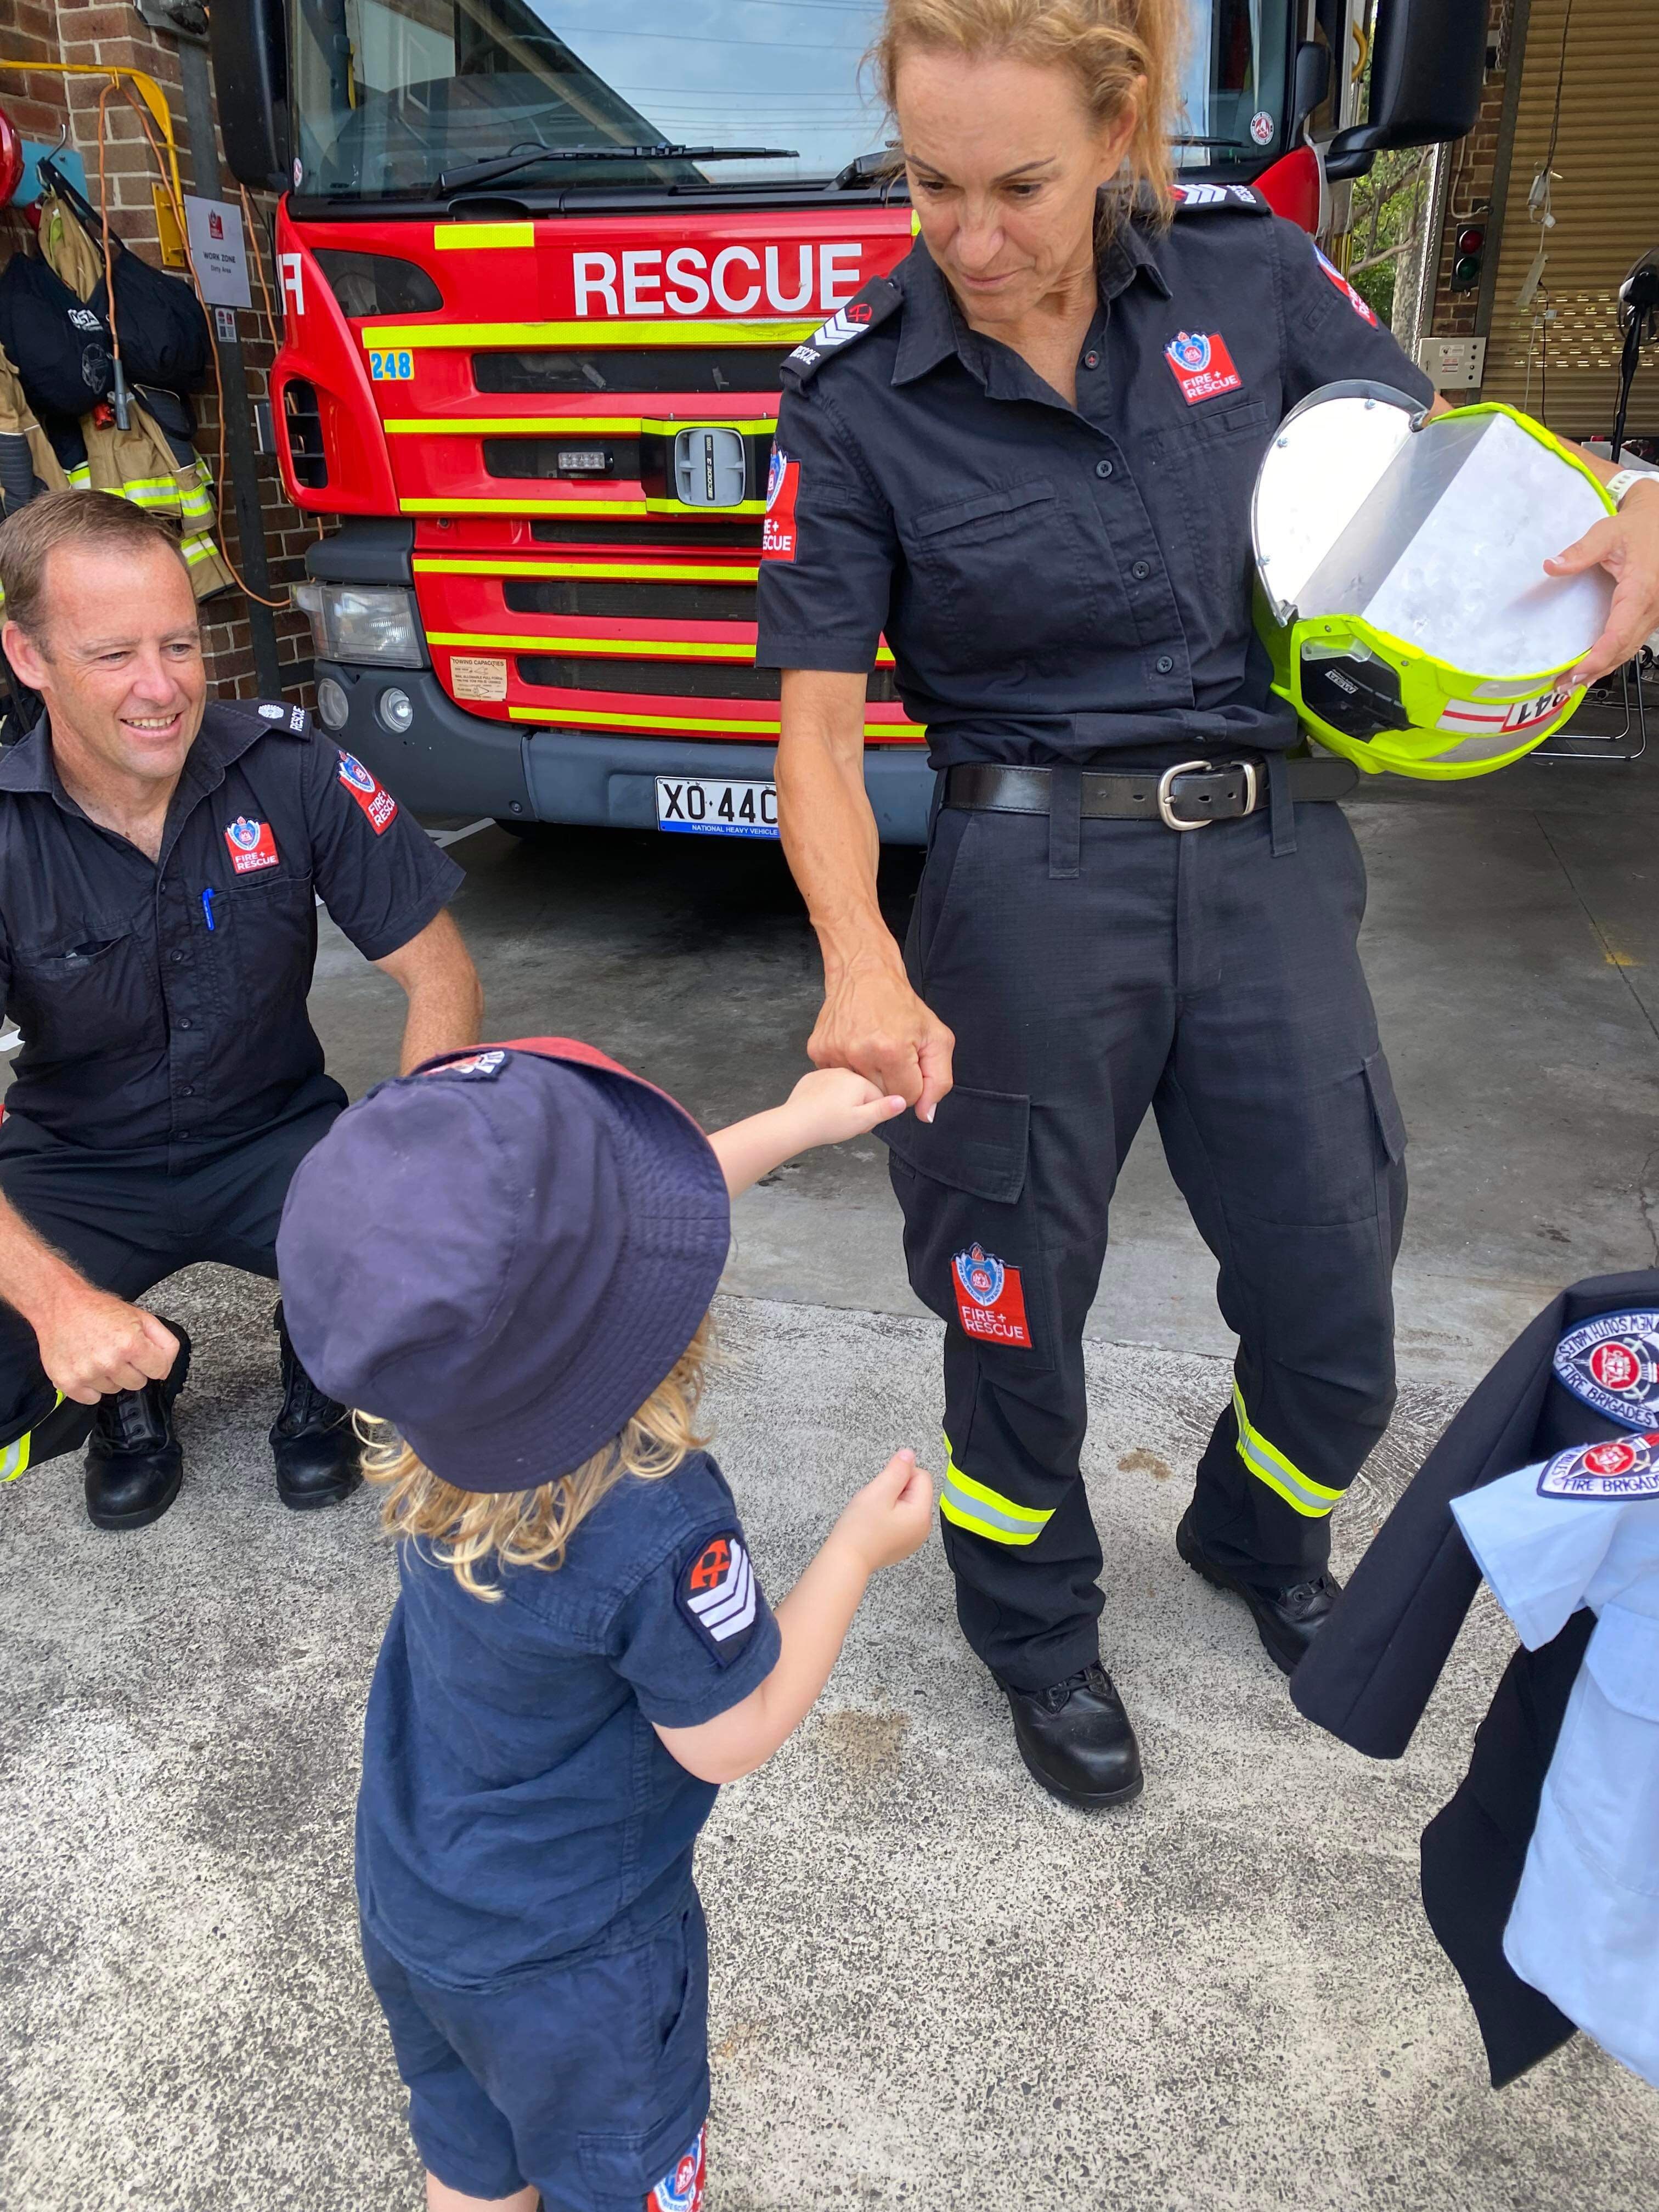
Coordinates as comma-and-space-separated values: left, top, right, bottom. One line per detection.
1479, 0, 1658, 437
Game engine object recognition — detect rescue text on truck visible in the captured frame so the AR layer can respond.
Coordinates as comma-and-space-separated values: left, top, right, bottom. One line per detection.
212, 0, 1486, 845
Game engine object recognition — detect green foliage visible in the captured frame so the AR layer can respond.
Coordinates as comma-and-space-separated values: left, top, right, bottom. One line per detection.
1346, 146, 1432, 331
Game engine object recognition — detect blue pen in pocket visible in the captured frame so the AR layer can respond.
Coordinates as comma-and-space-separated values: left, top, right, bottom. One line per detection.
202, 887, 217, 932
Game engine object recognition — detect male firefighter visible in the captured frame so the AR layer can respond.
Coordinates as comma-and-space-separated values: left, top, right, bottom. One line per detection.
0, 490, 482, 1529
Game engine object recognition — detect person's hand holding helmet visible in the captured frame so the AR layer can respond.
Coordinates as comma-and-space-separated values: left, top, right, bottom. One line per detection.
1548, 477, 1659, 686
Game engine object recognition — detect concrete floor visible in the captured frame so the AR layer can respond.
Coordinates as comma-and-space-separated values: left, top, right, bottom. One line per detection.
4, 749, 1659, 2208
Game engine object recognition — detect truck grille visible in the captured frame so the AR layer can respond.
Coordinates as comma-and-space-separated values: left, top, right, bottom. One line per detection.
516, 658, 899, 704
475, 349, 795, 396
528, 518, 761, 548
518, 657, 782, 700
504, 578, 759, 622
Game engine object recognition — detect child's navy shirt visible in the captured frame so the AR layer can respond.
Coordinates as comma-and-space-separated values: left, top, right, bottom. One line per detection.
356, 1449, 780, 1991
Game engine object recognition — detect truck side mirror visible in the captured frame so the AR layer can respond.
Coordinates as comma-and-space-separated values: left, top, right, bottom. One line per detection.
210, 0, 291, 191
1325, 0, 1487, 180
1291, 42, 1331, 133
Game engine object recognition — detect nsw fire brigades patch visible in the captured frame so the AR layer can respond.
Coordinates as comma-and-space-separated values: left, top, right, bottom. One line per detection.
1536, 1432, 1659, 1501
1553, 1311, 1659, 1429
676, 1532, 759, 1662
762, 447, 799, 562
337, 749, 399, 833
952, 1244, 1032, 1350
224, 815, 279, 873
648, 2128, 707, 2211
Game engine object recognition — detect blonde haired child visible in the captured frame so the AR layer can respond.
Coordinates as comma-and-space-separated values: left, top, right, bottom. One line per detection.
277, 1039, 933, 2212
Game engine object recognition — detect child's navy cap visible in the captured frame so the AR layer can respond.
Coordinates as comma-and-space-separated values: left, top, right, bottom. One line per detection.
275, 1040, 730, 1493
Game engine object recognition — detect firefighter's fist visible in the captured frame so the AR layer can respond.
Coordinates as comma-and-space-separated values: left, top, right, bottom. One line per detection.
809, 961, 955, 1123
834, 1449, 935, 1572
35, 1291, 179, 1405
783, 1066, 907, 1150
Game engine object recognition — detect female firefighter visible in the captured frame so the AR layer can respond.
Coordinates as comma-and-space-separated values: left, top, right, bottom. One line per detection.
755, 0, 1659, 1808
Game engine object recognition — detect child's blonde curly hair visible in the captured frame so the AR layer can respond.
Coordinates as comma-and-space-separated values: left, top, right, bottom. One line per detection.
359, 1313, 714, 1601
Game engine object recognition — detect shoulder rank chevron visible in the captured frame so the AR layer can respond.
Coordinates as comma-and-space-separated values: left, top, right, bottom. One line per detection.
1169, 183, 1270, 214
784, 275, 903, 380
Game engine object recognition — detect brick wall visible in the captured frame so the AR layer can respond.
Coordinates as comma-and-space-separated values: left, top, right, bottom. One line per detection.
1423, 0, 1512, 343
2, 5, 323, 704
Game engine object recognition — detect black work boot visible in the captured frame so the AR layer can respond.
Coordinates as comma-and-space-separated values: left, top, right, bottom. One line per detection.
1005, 1662, 1144, 1809
1176, 1505, 1341, 1677
84, 1323, 192, 1532
270, 1302, 362, 1510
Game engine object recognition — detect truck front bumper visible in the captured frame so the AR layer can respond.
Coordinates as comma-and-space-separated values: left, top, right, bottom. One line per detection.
317, 665, 935, 845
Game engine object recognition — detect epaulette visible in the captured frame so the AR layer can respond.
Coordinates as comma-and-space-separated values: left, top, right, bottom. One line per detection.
782, 274, 904, 382
222, 696, 313, 738
1167, 182, 1271, 215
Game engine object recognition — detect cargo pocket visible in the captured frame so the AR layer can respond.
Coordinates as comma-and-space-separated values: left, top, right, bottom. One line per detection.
576, 1900, 710, 2206
883, 1086, 1053, 1374
883, 1082, 1030, 1205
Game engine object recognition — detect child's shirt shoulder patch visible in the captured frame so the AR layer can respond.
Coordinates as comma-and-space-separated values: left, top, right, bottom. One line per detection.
675, 1530, 759, 1662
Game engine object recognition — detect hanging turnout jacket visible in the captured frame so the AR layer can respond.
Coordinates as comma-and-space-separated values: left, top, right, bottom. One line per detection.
0, 196, 230, 597
0, 339, 66, 519
1291, 1269, 1659, 2086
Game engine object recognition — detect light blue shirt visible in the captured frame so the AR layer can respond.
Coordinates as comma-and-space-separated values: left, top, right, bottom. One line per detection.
1453, 1441, 1659, 2089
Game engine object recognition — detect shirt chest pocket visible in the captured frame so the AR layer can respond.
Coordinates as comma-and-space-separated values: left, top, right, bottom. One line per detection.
217, 867, 318, 1022
902, 481, 1099, 673
7, 924, 157, 1061
1142, 397, 1271, 606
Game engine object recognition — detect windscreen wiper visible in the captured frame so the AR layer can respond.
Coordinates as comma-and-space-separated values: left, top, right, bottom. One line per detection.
438, 142, 799, 195
1170, 136, 1249, 149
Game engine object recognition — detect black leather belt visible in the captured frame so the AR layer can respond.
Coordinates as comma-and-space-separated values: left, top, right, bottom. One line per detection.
944, 755, 1356, 830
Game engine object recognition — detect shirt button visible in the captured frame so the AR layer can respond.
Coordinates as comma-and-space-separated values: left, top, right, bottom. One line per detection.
171, 949, 185, 964
177, 1017, 192, 1029
1083, 351, 1101, 370
1132, 560, 1152, 581
1094, 459, 1114, 479
1155, 654, 1176, 674
180, 1085, 195, 1098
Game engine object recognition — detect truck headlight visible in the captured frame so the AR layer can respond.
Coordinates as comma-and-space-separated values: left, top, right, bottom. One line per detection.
293, 582, 424, 669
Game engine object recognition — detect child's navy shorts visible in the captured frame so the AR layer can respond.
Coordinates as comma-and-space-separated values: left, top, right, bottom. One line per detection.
362, 1891, 709, 2210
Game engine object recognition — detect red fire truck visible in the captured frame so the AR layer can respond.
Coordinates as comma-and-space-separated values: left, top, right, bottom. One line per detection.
213, 0, 1483, 845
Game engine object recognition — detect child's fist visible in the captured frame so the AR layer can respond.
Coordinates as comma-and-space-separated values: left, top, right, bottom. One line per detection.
785, 1067, 907, 1152
834, 1449, 935, 1573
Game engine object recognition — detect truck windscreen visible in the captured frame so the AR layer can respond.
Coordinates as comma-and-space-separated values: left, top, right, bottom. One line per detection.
290, 0, 1290, 203
291, 0, 889, 199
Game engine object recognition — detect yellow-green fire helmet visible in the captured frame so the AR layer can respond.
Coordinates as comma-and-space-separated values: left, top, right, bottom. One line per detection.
1251, 382, 1616, 780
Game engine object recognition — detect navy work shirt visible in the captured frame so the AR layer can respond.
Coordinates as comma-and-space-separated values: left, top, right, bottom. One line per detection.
356, 1449, 781, 1991
0, 699, 462, 1149
754, 190, 1436, 768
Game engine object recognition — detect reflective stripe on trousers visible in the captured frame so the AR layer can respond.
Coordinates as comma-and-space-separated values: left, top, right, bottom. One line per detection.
1, 1391, 62, 1481
939, 1436, 1054, 1547
1232, 1382, 1345, 1519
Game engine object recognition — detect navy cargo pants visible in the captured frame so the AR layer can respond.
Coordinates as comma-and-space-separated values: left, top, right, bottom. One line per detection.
0, 1080, 345, 1477
884, 792, 1407, 1694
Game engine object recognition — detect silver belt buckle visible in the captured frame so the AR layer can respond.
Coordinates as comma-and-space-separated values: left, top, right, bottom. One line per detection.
1156, 757, 1257, 830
